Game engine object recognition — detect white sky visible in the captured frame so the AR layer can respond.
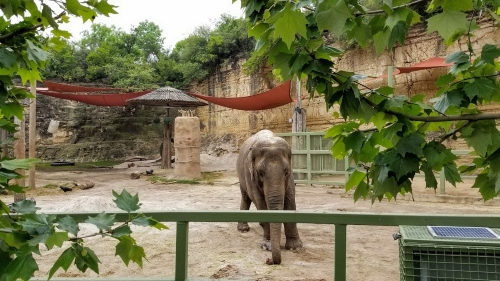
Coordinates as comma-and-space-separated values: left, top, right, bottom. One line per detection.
60, 0, 244, 49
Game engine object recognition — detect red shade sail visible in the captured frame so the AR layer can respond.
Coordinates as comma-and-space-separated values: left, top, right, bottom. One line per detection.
364, 57, 454, 81
188, 81, 293, 111
43, 81, 125, 92
37, 90, 152, 106
395, 57, 454, 74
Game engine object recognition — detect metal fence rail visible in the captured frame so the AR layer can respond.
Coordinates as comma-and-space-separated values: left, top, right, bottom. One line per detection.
30, 210, 500, 281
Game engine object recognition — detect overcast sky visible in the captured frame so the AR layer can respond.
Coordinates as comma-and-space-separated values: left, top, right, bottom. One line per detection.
61, 0, 244, 49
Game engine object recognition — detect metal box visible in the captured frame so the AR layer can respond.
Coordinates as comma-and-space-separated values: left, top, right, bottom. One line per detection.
399, 225, 500, 281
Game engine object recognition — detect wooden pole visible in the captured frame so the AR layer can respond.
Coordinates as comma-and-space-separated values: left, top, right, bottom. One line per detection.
29, 81, 36, 189
161, 109, 172, 169
13, 110, 26, 202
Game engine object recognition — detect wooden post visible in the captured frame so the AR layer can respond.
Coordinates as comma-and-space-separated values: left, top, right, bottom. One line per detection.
29, 81, 36, 189
0, 129, 7, 157
292, 77, 306, 179
161, 110, 172, 169
13, 110, 26, 203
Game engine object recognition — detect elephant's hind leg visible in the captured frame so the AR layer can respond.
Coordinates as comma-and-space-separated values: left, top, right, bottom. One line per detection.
237, 191, 252, 232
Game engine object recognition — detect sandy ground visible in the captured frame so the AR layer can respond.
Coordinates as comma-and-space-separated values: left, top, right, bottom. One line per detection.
2, 153, 500, 281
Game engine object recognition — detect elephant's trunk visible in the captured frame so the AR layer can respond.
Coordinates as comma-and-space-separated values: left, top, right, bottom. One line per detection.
270, 222, 282, 265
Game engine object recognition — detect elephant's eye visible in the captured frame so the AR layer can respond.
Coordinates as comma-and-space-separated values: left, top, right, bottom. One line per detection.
284, 169, 289, 176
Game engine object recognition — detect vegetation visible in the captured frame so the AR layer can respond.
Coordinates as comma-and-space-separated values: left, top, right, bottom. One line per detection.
36, 160, 121, 171
146, 172, 223, 185
240, 0, 500, 202
0, 1, 168, 280
42, 14, 255, 90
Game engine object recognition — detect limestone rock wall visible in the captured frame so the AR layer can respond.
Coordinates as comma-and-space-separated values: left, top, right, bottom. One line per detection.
28, 20, 500, 161
192, 20, 500, 155
32, 94, 168, 162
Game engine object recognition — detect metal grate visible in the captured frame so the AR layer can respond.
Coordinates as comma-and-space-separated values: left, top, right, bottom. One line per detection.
428, 226, 500, 240
399, 226, 500, 281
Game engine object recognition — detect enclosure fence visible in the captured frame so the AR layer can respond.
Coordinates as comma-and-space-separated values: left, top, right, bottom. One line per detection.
276, 132, 476, 194
30, 211, 500, 281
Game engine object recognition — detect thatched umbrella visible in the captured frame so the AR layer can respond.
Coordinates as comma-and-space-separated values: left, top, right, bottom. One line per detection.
126, 87, 207, 169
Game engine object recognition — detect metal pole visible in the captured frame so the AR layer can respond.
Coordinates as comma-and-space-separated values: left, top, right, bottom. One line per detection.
175, 222, 189, 281
29, 81, 36, 189
387, 66, 394, 87
334, 224, 347, 281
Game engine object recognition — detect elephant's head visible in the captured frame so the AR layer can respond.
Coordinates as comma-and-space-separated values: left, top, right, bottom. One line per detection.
247, 136, 293, 264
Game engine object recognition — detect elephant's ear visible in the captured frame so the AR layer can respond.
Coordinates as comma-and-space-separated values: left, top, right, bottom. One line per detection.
247, 147, 256, 182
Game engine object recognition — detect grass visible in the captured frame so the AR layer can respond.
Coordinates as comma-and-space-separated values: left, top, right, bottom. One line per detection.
146, 172, 224, 185
36, 160, 122, 171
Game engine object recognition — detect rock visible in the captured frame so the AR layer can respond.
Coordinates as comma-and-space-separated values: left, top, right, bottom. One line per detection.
128, 163, 135, 168
130, 171, 141, 179
78, 182, 95, 190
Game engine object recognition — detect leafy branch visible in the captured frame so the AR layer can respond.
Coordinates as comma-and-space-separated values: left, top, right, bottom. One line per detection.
0, 12, 66, 43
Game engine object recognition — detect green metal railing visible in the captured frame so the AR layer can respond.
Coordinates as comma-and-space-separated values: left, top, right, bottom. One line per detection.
276, 132, 349, 187
34, 210, 500, 281
277, 132, 478, 194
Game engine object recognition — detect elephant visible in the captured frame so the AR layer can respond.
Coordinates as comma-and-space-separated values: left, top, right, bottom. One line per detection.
236, 129, 303, 265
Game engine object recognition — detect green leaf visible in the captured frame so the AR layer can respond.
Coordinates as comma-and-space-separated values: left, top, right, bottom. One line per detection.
65, 0, 84, 15
427, 11, 468, 43
435, 73, 456, 87
45, 232, 68, 250
353, 180, 369, 202
316, 0, 353, 37
129, 245, 147, 268
421, 162, 438, 189
112, 225, 132, 238
131, 215, 168, 230
481, 44, 500, 65
57, 216, 80, 237
345, 131, 365, 153
388, 22, 407, 50
345, 17, 369, 48
373, 27, 391, 55
115, 237, 132, 265
346, 170, 366, 192
85, 212, 115, 231
26, 40, 50, 63
324, 122, 359, 138
472, 173, 496, 201
395, 133, 425, 157
386, 7, 412, 29
112, 189, 141, 213
42, 4, 58, 28
4, 254, 38, 281
423, 142, 456, 170
445, 51, 470, 64
1, 158, 40, 170
443, 163, 462, 187
268, 3, 308, 48
381, 123, 403, 145
48, 247, 76, 280
0, 49, 17, 69
11, 199, 40, 214
248, 22, 269, 39
94, 0, 118, 16
0, 100, 25, 120
429, 0, 473, 11
430, 89, 464, 113
461, 125, 493, 157
463, 78, 496, 100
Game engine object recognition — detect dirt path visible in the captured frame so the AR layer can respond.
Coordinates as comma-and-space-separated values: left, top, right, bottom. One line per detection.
2, 157, 499, 281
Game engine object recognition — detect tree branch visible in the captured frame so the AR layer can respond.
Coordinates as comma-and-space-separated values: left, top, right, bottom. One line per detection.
439, 121, 474, 143
0, 12, 66, 43
360, 0, 428, 15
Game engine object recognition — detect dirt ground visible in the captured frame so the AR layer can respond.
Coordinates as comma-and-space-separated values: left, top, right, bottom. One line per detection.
2, 153, 500, 281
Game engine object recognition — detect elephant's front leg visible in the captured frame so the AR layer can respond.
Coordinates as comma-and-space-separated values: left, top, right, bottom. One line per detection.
237, 190, 252, 233
284, 189, 303, 250
252, 192, 271, 250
